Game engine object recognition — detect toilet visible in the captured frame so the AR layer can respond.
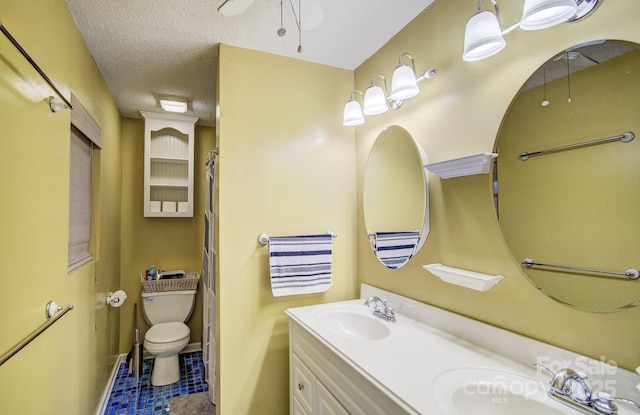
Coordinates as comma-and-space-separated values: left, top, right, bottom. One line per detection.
141, 289, 196, 386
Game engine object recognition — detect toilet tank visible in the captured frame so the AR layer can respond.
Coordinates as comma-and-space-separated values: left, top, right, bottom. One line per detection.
141, 289, 196, 325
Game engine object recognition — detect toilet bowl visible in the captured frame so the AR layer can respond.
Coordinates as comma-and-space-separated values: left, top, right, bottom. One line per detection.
144, 322, 190, 386
141, 289, 196, 386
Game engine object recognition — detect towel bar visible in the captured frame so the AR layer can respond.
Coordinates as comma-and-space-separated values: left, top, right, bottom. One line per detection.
0, 21, 73, 111
518, 131, 634, 161
0, 301, 74, 366
258, 231, 337, 245
521, 258, 639, 280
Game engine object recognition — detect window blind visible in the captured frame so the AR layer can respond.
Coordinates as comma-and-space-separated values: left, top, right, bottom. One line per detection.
68, 126, 93, 271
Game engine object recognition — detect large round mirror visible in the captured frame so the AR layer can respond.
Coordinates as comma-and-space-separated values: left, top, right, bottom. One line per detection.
494, 40, 640, 312
364, 125, 430, 269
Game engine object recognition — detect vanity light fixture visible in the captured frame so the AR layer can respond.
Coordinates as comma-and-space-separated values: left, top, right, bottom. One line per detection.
390, 53, 437, 100
463, 0, 602, 62
342, 90, 365, 126
462, 1, 507, 62
520, 0, 578, 30
390, 53, 420, 100
342, 52, 437, 126
159, 99, 188, 113
363, 74, 391, 115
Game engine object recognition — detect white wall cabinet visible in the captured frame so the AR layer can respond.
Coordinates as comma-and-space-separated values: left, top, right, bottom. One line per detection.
141, 111, 198, 217
289, 320, 406, 415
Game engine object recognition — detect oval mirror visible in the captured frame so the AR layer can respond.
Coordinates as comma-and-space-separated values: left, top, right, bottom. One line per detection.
363, 125, 430, 269
494, 40, 640, 312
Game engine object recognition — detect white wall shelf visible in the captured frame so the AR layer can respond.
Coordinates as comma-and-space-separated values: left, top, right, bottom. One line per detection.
141, 111, 198, 217
422, 263, 503, 291
424, 152, 498, 179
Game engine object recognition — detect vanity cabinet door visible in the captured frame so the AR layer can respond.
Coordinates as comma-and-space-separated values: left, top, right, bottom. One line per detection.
292, 354, 316, 414
316, 381, 349, 415
293, 396, 311, 415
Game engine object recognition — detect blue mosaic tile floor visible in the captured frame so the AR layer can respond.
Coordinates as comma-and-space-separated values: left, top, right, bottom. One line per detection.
104, 351, 208, 415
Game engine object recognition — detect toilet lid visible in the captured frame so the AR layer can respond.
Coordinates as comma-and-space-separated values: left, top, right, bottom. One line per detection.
145, 322, 190, 343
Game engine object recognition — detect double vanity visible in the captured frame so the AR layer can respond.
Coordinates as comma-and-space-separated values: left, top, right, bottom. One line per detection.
286, 284, 640, 415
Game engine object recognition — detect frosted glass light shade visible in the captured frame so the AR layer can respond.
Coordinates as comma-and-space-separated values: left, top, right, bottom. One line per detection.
463, 11, 506, 62
160, 99, 187, 113
520, 0, 578, 30
389, 65, 419, 100
363, 85, 388, 115
343, 99, 364, 126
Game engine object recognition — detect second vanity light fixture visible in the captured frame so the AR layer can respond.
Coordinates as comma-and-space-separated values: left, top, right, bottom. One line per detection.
463, 0, 603, 62
343, 53, 437, 126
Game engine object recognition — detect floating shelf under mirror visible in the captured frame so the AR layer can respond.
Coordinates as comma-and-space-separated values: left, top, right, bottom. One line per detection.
423, 263, 503, 291
425, 152, 498, 179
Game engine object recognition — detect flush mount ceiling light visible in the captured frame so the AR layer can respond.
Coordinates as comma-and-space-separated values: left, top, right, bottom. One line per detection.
160, 99, 188, 113
463, 0, 601, 62
343, 53, 436, 126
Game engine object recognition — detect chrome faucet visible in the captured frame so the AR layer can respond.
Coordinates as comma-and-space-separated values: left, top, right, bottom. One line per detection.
534, 363, 640, 415
364, 296, 396, 322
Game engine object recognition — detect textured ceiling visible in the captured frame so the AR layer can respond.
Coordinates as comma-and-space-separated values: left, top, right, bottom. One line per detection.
522, 40, 636, 92
65, 0, 436, 126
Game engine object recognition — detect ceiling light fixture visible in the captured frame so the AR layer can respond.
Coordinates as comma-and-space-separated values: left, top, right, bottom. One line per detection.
342, 53, 436, 126
463, 0, 602, 62
160, 99, 188, 113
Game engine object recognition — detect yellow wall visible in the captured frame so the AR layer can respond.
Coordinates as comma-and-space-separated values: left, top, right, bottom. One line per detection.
119, 118, 216, 352
3, 1, 639, 415
357, 0, 640, 371
0, 0, 122, 413
216, 44, 357, 414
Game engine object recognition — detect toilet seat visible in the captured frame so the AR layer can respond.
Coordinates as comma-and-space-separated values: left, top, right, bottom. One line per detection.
145, 322, 190, 343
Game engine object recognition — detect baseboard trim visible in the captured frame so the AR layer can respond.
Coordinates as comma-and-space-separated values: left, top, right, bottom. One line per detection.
95, 354, 126, 415
95, 343, 202, 415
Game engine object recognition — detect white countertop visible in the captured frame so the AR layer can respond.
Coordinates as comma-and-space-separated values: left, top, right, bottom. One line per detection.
286, 284, 640, 415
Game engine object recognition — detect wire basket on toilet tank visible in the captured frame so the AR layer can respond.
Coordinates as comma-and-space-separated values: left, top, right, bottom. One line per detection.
140, 271, 200, 293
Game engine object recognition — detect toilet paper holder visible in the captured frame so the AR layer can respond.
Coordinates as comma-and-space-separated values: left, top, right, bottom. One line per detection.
105, 290, 127, 307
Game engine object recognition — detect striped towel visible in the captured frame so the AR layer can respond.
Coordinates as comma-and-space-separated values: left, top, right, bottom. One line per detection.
372, 231, 420, 269
268, 234, 333, 297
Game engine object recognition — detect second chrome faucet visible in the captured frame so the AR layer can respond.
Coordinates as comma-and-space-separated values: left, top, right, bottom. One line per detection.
534, 363, 640, 415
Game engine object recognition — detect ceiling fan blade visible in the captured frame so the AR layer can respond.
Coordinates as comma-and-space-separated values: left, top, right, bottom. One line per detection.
218, 0, 255, 16
291, 0, 323, 31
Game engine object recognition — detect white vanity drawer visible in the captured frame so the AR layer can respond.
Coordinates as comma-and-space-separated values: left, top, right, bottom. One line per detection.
292, 354, 316, 414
